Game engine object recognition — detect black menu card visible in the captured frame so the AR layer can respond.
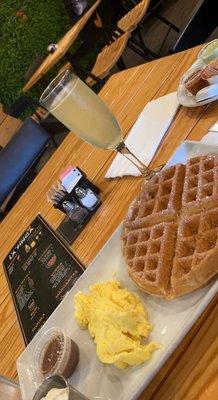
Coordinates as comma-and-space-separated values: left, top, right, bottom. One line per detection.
3, 215, 84, 344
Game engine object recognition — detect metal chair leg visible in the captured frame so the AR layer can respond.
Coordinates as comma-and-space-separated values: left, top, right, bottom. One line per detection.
150, 10, 180, 33
141, 0, 180, 32
116, 57, 126, 70
135, 26, 159, 59
126, 41, 149, 59
128, 36, 158, 60
50, 136, 58, 148
65, 51, 103, 85
109, 22, 158, 60
158, 25, 172, 55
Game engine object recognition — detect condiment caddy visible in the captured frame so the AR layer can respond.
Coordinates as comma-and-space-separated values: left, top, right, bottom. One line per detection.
47, 167, 101, 244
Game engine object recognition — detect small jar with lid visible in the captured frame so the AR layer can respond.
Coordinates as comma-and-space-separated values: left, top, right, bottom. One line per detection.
34, 327, 79, 381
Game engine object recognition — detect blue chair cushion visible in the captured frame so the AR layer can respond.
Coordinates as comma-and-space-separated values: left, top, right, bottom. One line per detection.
0, 117, 50, 206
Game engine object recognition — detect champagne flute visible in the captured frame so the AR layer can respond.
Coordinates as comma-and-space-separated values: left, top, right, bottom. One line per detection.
40, 69, 163, 178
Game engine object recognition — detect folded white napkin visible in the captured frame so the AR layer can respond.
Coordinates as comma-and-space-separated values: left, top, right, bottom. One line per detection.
105, 92, 180, 178
200, 120, 218, 145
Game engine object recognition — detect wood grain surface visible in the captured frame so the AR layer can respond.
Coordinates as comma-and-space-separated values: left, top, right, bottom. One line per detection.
0, 107, 22, 147
0, 105, 7, 124
0, 44, 217, 398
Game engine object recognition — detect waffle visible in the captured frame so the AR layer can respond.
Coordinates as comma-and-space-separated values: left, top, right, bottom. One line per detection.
182, 155, 218, 214
122, 222, 177, 296
122, 154, 218, 298
124, 164, 186, 229
172, 208, 218, 297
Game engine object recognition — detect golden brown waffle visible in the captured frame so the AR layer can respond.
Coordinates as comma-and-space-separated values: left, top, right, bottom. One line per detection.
172, 208, 218, 297
122, 222, 177, 296
182, 155, 218, 214
124, 164, 186, 229
122, 154, 218, 298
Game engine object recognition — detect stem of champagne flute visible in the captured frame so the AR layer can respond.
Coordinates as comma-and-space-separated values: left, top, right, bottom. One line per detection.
115, 142, 155, 178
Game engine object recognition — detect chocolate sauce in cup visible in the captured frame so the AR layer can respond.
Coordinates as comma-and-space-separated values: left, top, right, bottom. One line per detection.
34, 328, 79, 380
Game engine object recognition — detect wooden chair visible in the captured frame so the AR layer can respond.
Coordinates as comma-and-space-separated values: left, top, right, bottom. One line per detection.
59, 32, 130, 87
22, 0, 102, 93
117, 0, 149, 33
112, 0, 158, 60
140, 0, 180, 56
0, 105, 22, 148
86, 32, 130, 86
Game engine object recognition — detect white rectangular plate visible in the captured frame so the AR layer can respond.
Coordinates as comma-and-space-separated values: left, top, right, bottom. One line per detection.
17, 141, 218, 400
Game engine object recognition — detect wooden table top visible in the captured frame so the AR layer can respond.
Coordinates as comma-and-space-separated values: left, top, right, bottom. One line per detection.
0, 44, 217, 399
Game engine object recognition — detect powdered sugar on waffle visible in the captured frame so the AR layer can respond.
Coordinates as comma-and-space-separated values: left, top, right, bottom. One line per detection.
122, 155, 218, 298
125, 164, 185, 229
182, 155, 218, 214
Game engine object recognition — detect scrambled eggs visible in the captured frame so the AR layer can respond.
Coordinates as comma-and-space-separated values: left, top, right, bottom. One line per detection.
74, 281, 159, 369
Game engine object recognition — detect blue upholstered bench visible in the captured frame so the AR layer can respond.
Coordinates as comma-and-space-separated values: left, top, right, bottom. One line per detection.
0, 117, 50, 207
